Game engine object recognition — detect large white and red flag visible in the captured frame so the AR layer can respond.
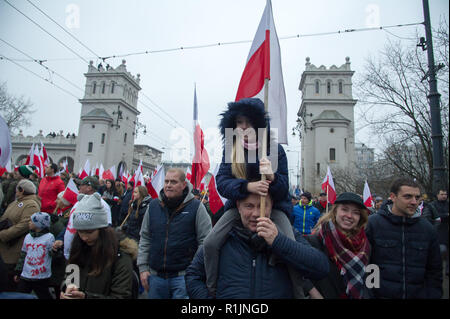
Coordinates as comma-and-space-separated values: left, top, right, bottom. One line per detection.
363, 180, 374, 208
321, 166, 337, 204
235, 0, 287, 144
40, 141, 49, 166
0, 114, 12, 176
190, 86, 210, 190
24, 143, 34, 165
33, 144, 44, 178
102, 165, 116, 181
63, 178, 79, 206
79, 159, 90, 179
186, 167, 192, 182
147, 165, 165, 199
208, 164, 227, 215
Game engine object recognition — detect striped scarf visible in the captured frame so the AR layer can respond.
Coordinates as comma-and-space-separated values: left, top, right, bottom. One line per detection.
318, 220, 370, 299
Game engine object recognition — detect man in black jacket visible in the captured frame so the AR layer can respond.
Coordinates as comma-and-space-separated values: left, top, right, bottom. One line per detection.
431, 189, 449, 276
366, 178, 442, 298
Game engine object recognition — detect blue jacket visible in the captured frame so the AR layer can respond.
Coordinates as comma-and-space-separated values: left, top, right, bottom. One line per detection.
216, 143, 292, 217
366, 205, 442, 299
185, 226, 329, 299
292, 203, 320, 235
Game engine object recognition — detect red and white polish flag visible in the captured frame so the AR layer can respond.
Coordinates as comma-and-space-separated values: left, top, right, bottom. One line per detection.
63, 178, 79, 206
321, 166, 337, 204
0, 114, 12, 176
363, 180, 373, 208
147, 165, 165, 199
79, 159, 90, 179
235, 0, 288, 144
208, 164, 227, 215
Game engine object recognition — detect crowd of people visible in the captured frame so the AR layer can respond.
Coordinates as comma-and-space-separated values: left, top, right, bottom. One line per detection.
0, 97, 448, 300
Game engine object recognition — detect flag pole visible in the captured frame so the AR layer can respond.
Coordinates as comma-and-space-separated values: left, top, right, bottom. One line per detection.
260, 78, 269, 218
326, 184, 329, 215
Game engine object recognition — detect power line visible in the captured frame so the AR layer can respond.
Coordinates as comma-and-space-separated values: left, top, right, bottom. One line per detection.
3, 0, 90, 64
25, 0, 102, 59
0, 37, 84, 93
99, 21, 424, 61
0, 54, 80, 99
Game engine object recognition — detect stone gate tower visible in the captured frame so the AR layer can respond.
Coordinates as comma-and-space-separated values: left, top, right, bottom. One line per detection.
297, 57, 357, 194
74, 59, 141, 174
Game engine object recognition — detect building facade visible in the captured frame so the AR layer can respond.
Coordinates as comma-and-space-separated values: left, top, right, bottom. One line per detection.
10, 61, 163, 176
297, 57, 357, 194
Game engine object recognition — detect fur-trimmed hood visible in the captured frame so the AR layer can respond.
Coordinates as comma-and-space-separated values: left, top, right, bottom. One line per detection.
218, 98, 270, 139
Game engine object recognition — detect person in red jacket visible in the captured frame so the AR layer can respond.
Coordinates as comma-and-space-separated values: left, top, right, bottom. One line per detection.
38, 163, 65, 214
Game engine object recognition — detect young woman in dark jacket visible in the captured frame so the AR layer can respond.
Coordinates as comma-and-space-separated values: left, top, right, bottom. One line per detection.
102, 179, 120, 226
304, 192, 371, 299
121, 186, 151, 243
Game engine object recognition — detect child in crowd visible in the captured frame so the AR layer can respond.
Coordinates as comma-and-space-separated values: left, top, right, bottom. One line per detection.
14, 212, 55, 299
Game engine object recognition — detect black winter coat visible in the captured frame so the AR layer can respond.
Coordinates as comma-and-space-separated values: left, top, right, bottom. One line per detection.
124, 196, 152, 242
366, 206, 442, 299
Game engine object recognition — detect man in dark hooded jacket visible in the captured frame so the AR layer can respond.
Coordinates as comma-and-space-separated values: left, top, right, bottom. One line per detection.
366, 178, 442, 298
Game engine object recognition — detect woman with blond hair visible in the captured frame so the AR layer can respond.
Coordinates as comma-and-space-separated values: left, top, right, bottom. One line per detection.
304, 192, 371, 299
121, 186, 151, 243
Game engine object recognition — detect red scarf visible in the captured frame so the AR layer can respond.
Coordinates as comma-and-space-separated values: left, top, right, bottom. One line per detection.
318, 221, 370, 299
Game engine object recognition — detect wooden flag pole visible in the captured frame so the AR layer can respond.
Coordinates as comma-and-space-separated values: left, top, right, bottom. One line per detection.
260, 78, 270, 218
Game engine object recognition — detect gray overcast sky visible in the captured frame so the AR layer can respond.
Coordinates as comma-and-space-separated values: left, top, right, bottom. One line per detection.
0, 0, 448, 182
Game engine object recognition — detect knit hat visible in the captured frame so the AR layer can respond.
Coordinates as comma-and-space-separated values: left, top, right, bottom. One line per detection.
18, 165, 36, 178
17, 179, 36, 194
57, 191, 71, 206
31, 212, 51, 230
72, 193, 109, 230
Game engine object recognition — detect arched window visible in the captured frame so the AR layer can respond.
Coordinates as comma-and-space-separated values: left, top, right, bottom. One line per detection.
92, 82, 97, 94
338, 81, 343, 94
101, 133, 105, 144
88, 142, 93, 153
315, 80, 320, 94
327, 80, 332, 94
124, 133, 127, 143
111, 82, 115, 94
101, 82, 106, 94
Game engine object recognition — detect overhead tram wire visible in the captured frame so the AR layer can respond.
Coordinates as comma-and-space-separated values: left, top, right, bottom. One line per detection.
99, 21, 424, 61
17, 0, 190, 136
25, 0, 102, 60
0, 37, 84, 93
3, 0, 90, 65
0, 54, 80, 99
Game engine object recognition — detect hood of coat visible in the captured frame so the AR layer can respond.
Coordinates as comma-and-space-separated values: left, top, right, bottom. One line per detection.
18, 194, 41, 207
115, 228, 138, 261
219, 98, 270, 140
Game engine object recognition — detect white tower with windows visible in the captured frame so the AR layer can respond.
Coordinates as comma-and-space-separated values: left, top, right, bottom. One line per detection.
74, 59, 141, 175
297, 57, 357, 194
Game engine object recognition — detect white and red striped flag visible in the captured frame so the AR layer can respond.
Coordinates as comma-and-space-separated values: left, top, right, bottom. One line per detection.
321, 166, 337, 204
147, 165, 165, 199
40, 141, 49, 166
79, 159, 90, 179
235, 0, 287, 144
102, 165, 115, 181
63, 178, 79, 206
24, 143, 34, 165
208, 164, 227, 215
363, 180, 374, 208
190, 86, 210, 190
186, 167, 192, 182
33, 144, 44, 178
0, 114, 12, 176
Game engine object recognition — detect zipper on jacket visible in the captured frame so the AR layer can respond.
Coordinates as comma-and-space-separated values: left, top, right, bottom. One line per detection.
250, 258, 256, 298
302, 206, 306, 233
402, 218, 406, 299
